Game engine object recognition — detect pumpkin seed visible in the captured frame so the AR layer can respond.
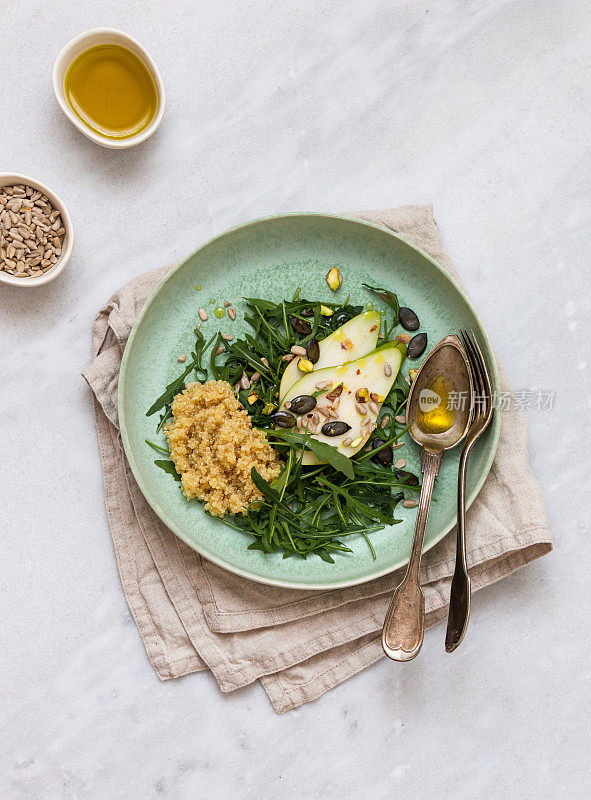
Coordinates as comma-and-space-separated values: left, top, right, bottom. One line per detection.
289, 395, 317, 414
290, 316, 312, 335
407, 332, 427, 359
399, 307, 420, 331
271, 410, 296, 428
306, 337, 320, 363
321, 420, 351, 436
396, 469, 419, 486
371, 440, 393, 466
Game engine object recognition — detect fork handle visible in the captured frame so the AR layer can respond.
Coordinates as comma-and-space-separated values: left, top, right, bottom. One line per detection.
445, 446, 472, 652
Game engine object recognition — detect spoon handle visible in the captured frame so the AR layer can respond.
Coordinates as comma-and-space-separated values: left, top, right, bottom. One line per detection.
382, 449, 443, 660
445, 447, 472, 652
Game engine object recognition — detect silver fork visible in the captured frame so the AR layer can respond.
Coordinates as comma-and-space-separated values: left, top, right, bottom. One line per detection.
445, 330, 494, 653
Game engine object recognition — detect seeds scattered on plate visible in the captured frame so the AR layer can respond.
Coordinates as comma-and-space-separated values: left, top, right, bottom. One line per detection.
399, 307, 420, 331
395, 415, 406, 424
198, 308, 208, 321
402, 499, 418, 509
227, 306, 236, 320
407, 332, 428, 359
290, 345, 307, 356
0, 184, 66, 278
221, 333, 233, 341
394, 458, 406, 469
214, 345, 224, 355
326, 266, 342, 291
297, 358, 314, 373
177, 354, 186, 362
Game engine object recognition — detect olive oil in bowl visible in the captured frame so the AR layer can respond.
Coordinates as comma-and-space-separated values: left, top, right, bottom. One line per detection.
64, 44, 158, 141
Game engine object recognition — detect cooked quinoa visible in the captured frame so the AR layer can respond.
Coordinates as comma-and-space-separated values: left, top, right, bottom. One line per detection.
164, 380, 282, 517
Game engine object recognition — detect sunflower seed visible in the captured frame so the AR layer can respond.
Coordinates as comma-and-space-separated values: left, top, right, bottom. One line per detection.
290, 345, 307, 356
402, 499, 418, 509
394, 458, 406, 469
221, 333, 233, 341
395, 415, 406, 424
227, 306, 236, 320
384, 362, 392, 377
198, 308, 208, 320
215, 345, 224, 356
380, 415, 390, 429
1, 183, 65, 278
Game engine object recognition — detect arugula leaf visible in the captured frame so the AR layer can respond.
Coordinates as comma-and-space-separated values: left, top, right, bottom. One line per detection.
267, 430, 354, 479
362, 283, 400, 325
154, 459, 181, 481
250, 467, 283, 505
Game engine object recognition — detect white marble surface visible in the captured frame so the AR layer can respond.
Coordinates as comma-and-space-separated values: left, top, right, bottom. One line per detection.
1, 1, 590, 797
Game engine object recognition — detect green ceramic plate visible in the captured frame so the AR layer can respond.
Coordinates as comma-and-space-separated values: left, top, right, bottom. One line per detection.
119, 214, 500, 590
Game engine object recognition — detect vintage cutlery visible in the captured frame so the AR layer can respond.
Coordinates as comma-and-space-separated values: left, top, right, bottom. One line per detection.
382, 334, 473, 661
445, 330, 494, 652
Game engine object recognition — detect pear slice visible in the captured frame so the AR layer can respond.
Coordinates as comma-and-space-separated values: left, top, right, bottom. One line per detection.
283, 340, 406, 461
279, 310, 381, 402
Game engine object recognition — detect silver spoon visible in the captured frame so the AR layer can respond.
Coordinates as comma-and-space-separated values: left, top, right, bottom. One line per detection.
382, 334, 473, 661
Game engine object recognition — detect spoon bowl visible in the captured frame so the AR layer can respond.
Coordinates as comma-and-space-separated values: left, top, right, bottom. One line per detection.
406, 334, 473, 451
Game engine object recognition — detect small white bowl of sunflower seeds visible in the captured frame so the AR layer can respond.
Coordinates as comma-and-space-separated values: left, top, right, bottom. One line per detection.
0, 173, 73, 287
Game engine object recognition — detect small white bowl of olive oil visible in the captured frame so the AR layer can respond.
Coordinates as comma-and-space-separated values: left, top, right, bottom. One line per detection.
52, 28, 165, 149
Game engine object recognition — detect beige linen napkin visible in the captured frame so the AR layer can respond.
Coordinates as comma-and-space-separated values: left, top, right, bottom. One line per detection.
83, 205, 552, 713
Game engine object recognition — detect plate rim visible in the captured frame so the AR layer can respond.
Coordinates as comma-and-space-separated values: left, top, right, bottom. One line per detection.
118, 212, 501, 590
